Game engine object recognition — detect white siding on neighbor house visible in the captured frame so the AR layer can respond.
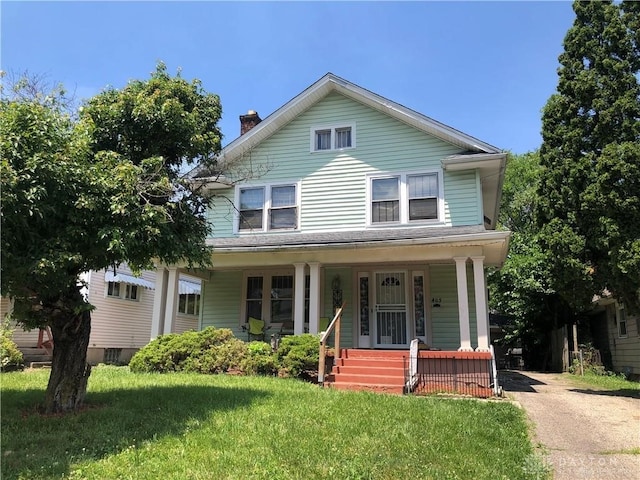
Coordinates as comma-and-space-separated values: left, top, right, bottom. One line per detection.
606, 304, 640, 376
429, 264, 477, 350
174, 314, 199, 334
4, 296, 44, 349
87, 268, 158, 349
208, 92, 479, 238
200, 270, 244, 338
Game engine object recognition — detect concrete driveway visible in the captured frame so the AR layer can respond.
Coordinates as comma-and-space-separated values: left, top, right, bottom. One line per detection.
501, 370, 640, 480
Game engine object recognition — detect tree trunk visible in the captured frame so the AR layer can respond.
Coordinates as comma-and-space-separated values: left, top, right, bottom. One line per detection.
44, 308, 92, 414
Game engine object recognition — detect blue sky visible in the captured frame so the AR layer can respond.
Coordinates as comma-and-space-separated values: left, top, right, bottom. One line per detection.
2, 1, 576, 153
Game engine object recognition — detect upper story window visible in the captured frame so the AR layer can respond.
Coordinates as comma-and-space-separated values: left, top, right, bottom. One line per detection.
368, 171, 442, 226
310, 123, 355, 152
238, 183, 299, 232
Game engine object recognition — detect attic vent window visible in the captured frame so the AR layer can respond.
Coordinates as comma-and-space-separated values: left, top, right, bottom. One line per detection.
311, 123, 355, 152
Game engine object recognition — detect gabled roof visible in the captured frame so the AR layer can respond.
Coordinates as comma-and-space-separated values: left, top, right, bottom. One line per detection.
209, 73, 501, 169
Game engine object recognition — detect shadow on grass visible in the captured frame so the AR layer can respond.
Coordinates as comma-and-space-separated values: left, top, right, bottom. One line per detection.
568, 388, 640, 399
1, 382, 268, 479
499, 370, 547, 393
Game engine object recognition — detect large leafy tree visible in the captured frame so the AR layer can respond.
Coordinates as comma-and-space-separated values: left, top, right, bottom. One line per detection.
1, 65, 222, 413
489, 152, 576, 370
537, 0, 640, 314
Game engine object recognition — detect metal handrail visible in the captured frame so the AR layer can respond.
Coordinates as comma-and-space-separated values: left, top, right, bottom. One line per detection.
318, 303, 346, 384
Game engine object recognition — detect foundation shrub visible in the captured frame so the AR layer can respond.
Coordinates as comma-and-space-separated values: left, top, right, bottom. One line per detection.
1, 319, 23, 371
241, 341, 278, 375
275, 334, 320, 380
129, 327, 243, 374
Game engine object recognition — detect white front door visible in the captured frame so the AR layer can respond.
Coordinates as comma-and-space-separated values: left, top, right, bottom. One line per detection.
374, 271, 409, 348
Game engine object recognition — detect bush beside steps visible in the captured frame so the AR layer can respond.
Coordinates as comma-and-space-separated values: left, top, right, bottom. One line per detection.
129, 327, 322, 381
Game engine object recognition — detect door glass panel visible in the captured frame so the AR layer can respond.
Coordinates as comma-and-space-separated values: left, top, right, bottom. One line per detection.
359, 276, 369, 336
413, 275, 425, 337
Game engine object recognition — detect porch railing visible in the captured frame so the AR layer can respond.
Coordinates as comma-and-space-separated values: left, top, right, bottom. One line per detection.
318, 303, 346, 384
404, 349, 500, 398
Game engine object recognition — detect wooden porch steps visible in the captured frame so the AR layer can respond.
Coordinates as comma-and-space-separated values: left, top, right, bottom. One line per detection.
325, 349, 408, 395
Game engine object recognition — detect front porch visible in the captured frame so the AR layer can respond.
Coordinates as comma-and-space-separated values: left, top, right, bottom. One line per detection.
319, 305, 499, 398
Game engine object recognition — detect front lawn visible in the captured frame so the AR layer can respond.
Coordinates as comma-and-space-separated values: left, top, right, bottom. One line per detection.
565, 371, 640, 398
1, 366, 545, 479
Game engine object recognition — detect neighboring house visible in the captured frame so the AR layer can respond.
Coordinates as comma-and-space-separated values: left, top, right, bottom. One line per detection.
152, 73, 510, 367
85, 266, 202, 364
9, 266, 201, 365
589, 295, 640, 380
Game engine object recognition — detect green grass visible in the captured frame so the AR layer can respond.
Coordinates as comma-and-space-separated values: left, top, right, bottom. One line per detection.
565, 371, 640, 397
2, 366, 544, 480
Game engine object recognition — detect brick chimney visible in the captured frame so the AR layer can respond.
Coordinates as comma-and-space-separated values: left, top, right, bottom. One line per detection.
240, 110, 262, 135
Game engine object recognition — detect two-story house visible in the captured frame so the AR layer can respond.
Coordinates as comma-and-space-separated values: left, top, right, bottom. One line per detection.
151, 73, 510, 393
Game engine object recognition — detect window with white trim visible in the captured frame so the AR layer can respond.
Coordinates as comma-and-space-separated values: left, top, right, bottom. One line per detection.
107, 281, 121, 298
369, 171, 442, 225
311, 123, 355, 152
106, 282, 140, 302
238, 184, 298, 232
242, 272, 310, 326
178, 293, 200, 316
124, 284, 139, 301
617, 303, 628, 337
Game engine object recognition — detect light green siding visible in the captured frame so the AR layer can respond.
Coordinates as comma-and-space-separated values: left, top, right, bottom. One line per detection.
429, 264, 477, 350
444, 170, 482, 226
208, 92, 481, 239
323, 267, 354, 348
201, 270, 243, 338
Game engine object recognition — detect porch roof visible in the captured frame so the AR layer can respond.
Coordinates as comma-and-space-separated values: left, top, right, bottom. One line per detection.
205, 225, 510, 267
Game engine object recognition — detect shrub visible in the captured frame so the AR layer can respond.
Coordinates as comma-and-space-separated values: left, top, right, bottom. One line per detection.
1, 318, 24, 371
275, 334, 320, 380
241, 341, 278, 376
129, 327, 246, 374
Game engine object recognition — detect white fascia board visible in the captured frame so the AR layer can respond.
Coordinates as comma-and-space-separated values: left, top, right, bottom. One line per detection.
206, 230, 511, 253
190, 175, 234, 191
441, 153, 506, 171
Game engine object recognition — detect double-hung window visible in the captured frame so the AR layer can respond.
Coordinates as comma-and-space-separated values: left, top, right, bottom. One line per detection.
311, 123, 355, 152
107, 281, 121, 298
617, 303, 628, 338
178, 293, 200, 316
243, 273, 306, 326
239, 187, 265, 231
369, 171, 442, 225
238, 184, 298, 232
408, 174, 438, 220
371, 177, 400, 223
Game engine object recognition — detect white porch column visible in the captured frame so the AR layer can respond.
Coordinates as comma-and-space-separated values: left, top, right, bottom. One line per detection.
163, 267, 180, 335
293, 263, 306, 335
308, 262, 321, 334
151, 267, 168, 338
454, 257, 473, 351
471, 256, 490, 351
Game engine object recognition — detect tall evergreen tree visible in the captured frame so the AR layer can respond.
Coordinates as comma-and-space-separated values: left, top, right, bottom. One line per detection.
537, 0, 640, 313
